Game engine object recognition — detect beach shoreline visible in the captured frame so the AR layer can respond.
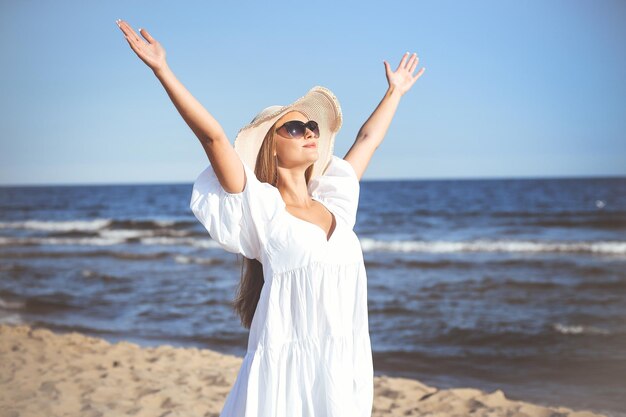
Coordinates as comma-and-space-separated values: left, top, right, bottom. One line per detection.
0, 323, 610, 417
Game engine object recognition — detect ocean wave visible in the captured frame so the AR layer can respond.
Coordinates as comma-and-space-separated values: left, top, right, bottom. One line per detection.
0, 219, 112, 232
173, 255, 220, 265
0, 312, 23, 325
0, 218, 189, 232
431, 323, 615, 348
552, 323, 611, 335
0, 236, 220, 248
0, 236, 129, 246
0, 249, 171, 260
0, 297, 24, 310
1, 231, 624, 256
359, 238, 626, 255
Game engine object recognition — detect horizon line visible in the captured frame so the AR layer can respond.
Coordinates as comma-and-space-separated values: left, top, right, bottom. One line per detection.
1, 173, 625, 188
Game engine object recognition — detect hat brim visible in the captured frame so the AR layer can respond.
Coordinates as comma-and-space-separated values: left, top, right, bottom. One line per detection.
233, 86, 343, 181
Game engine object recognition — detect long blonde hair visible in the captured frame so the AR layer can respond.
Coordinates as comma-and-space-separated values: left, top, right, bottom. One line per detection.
231, 120, 315, 329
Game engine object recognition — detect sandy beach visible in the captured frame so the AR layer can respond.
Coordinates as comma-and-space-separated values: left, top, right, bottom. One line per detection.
0, 323, 607, 417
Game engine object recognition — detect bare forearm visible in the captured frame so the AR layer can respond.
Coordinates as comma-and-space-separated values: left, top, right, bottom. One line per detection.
357, 85, 403, 148
153, 64, 227, 145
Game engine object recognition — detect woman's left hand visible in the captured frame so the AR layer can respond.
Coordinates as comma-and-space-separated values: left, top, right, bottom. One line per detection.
384, 52, 425, 96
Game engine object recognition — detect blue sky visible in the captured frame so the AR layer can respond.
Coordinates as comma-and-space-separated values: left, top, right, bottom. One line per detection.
1, 0, 624, 185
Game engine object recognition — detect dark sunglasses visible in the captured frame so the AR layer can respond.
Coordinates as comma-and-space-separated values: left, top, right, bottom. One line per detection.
275, 120, 320, 139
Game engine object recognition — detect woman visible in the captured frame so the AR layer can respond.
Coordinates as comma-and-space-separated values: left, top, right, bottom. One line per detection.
116, 18, 425, 417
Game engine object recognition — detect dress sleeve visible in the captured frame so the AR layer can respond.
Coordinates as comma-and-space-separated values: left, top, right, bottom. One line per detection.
308, 155, 361, 229
189, 155, 283, 260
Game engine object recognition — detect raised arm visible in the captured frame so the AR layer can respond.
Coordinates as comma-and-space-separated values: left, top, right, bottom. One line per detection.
343, 52, 425, 181
115, 19, 247, 194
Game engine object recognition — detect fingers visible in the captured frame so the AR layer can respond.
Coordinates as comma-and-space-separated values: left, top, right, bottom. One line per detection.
116, 19, 143, 45
123, 32, 142, 56
117, 20, 143, 56
139, 28, 155, 44
406, 53, 417, 71
396, 52, 421, 72
396, 52, 410, 71
408, 54, 419, 73
411, 67, 426, 82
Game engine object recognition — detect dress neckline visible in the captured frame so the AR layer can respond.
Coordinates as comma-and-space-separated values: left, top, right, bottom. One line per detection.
283, 197, 338, 242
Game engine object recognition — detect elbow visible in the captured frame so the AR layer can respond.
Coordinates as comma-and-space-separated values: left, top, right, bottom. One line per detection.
202, 133, 229, 147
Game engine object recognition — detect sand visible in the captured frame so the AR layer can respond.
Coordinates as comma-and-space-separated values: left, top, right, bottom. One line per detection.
0, 323, 606, 417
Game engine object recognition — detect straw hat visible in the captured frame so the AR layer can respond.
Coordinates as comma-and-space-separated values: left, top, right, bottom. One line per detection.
233, 86, 343, 181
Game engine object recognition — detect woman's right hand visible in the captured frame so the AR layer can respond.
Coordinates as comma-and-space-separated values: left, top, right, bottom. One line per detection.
116, 19, 167, 73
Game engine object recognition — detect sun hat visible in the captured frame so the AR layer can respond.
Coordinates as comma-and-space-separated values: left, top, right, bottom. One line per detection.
233, 86, 343, 181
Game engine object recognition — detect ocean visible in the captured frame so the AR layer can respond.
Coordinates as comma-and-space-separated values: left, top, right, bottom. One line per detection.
1, 175, 625, 416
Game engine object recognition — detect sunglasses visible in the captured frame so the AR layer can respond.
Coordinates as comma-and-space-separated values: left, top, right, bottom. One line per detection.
275, 120, 320, 139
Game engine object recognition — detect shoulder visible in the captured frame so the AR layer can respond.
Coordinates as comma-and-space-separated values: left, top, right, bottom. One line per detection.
324, 155, 358, 180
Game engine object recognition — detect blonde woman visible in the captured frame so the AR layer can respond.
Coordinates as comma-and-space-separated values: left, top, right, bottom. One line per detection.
116, 18, 424, 417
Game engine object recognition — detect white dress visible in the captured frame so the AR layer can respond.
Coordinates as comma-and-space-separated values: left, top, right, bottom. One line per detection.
189, 153, 373, 417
